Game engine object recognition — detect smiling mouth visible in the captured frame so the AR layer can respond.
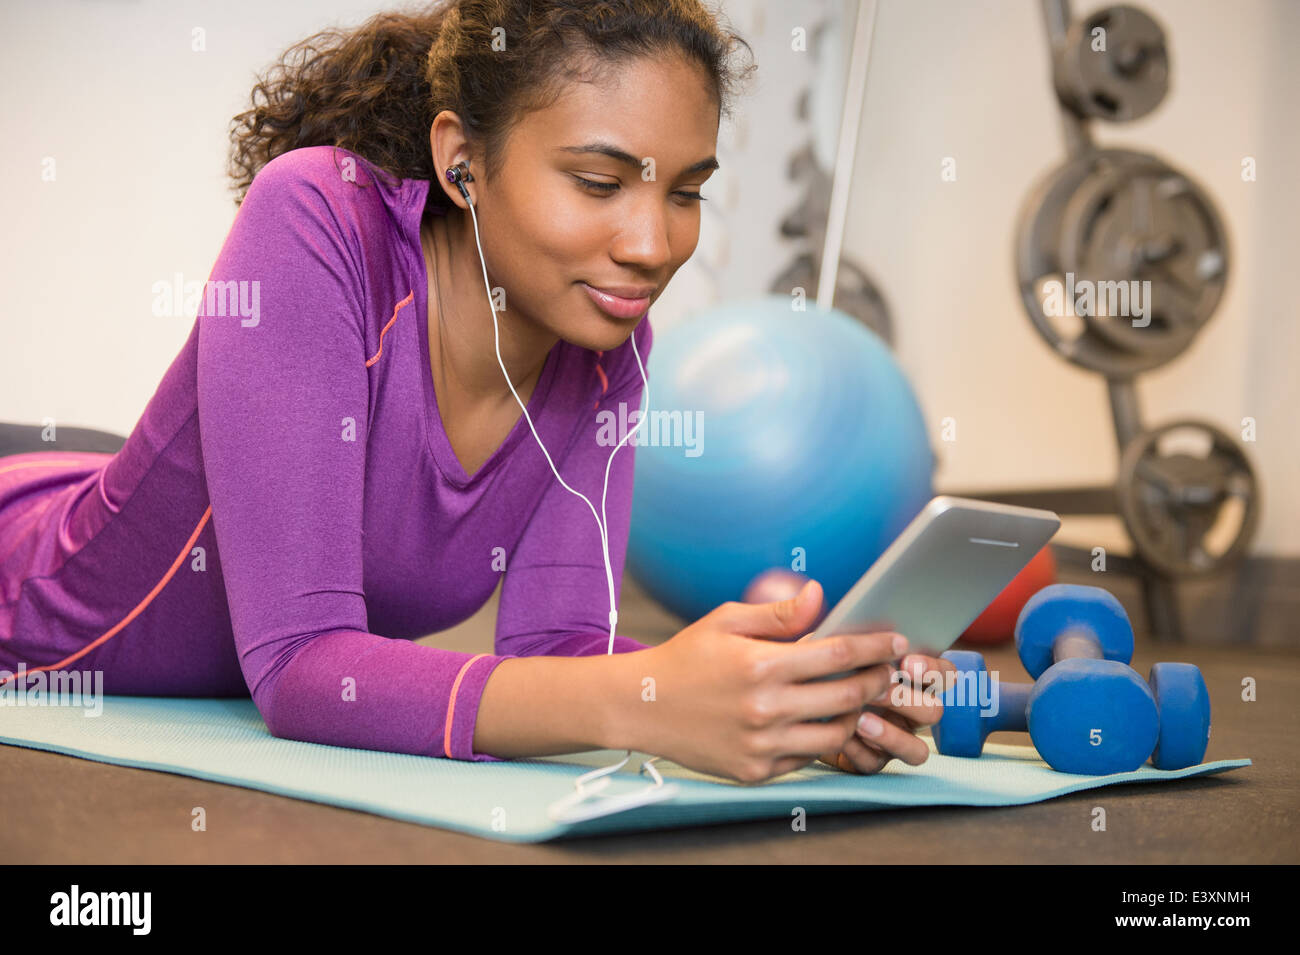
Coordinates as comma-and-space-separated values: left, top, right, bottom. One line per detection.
580, 282, 655, 320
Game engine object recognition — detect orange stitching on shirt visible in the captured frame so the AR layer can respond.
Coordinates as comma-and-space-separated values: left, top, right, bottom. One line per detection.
365, 290, 415, 368
0, 458, 98, 477
0, 505, 213, 687
593, 350, 608, 410
443, 652, 490, 758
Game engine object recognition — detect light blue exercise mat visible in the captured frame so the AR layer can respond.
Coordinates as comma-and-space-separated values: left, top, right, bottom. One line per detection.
0, 696, 1250, 842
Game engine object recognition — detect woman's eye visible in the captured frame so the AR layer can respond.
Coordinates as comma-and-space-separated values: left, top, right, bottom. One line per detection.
574, 176, 618, 195
573, 176, 706, 202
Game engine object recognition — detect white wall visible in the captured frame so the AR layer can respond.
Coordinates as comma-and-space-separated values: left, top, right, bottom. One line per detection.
836, 0, 1299, 555
2, 0, 1294, 555
0, 0, 389, 436
0, 0, 844, 434
651, 0, 853, 321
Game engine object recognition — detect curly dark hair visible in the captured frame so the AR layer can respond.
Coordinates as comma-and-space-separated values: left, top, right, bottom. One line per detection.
226, 0, 755, 214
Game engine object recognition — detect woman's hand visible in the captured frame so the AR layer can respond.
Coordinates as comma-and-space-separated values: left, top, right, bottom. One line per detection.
625, 578, 907, 784
812, 651, 957, 775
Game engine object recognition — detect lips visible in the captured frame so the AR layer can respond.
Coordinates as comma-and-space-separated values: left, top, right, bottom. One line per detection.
581, 282, 655, 320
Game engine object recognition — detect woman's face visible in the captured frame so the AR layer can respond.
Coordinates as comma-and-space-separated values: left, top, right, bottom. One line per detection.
465, 53, 720, 352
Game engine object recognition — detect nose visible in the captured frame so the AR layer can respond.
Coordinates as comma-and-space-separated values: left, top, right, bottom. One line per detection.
608, 196, 676, 274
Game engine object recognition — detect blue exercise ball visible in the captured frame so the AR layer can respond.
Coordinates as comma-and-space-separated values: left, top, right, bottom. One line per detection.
627, 296, 934, 624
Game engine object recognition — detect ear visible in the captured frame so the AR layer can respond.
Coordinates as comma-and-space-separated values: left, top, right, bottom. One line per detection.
429, 110, 474, 211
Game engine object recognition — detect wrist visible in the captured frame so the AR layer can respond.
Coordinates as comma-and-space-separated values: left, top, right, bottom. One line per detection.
598, 644, 658, 754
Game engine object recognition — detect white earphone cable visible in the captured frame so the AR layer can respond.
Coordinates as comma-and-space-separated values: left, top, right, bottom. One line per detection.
464, 190, 649, 650
457, 182, 678, 821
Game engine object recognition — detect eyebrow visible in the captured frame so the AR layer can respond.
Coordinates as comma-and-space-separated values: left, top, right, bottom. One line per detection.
555, 141, 719, 177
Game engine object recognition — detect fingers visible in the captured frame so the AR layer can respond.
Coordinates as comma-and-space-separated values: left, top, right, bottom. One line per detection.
768, 630, 908, 683
811, 702, 937, 776
711, 578, 824, 640
743, 713, 859, 782
836, 735, 894, 774
762, 710, 862, 759
871, 681, 945, 727
852, 706, 931, 766
778, 662, 896, 721
870, 653, 957, 708
895, 653, 958, 690
767, 754, 819, 778
753, 707, 924, 777
873, 706, 923, 735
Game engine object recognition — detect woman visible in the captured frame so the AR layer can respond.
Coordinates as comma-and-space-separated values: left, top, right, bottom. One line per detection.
0, 0, 950, 783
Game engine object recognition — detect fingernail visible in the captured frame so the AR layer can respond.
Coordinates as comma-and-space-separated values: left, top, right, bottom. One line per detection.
892, 634, 909, 655
858, 714, 884, 737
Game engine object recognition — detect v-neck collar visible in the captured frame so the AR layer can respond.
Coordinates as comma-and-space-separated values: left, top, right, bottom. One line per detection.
403, 177, 561, 488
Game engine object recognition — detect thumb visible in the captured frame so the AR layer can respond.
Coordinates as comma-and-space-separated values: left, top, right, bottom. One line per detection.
718, 577, 824, 641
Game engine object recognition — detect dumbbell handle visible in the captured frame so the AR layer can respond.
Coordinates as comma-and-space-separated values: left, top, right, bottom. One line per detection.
1052, 626, 1103, 666
987, 680, 1031, 735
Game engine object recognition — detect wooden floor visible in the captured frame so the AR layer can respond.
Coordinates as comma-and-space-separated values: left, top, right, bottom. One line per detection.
3, 553, 1294, 863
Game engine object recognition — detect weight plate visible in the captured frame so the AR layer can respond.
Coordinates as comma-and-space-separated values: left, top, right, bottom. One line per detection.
1055, 5, 1170, 122
1015, 149, 1228, 376
1015, 154, 1139, 374
1059, 153, 1228, 360
1115, 419, 1260, 578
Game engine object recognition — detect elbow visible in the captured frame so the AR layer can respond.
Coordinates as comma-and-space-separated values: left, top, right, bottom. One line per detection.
250, 682, 285, 739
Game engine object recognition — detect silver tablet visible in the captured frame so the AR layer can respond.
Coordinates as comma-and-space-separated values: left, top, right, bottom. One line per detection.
807, 495, 1061, 679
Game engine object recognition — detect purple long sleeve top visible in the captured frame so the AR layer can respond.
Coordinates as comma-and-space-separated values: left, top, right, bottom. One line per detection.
0, 145, 652, 760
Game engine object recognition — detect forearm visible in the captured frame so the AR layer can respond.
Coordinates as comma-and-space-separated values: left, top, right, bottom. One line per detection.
472, 647, 655, 758
258, 629, 508, 760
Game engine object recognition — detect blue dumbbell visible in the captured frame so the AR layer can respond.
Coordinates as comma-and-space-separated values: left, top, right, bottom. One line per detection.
931, 649, 1160, 775
1147, 661, 1212, 769
935, 585, 1211, 773
1018, 584, 1210, 771
930, 649, 1035, 756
